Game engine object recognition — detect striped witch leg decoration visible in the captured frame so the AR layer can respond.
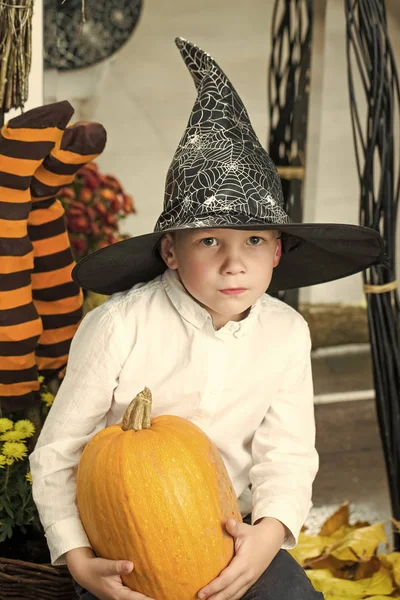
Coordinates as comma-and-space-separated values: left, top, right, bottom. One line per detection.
0, 102, 74, 413
29, 121, 107, 379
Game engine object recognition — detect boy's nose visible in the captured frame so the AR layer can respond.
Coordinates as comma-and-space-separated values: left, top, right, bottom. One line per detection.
220, 252, 246, 275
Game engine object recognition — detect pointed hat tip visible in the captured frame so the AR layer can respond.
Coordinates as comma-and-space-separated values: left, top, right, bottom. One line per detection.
173, 37, 240, 103
175, 37, 195, 51
175, 36, 187, 46
174, 37, 213, 79
175, 37, 210, 57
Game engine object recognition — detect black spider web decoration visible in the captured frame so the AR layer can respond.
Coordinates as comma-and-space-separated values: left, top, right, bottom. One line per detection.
44, 0, 142, 71
345, 0, 400, 550
155, 39, 291, 233
267, 0, 314, 307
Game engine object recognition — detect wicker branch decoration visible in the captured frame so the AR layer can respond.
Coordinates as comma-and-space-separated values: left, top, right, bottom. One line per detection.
0, 0, 33, 112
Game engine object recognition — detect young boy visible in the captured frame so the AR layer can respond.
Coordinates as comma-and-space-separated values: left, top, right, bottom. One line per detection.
29, 38, 384, 600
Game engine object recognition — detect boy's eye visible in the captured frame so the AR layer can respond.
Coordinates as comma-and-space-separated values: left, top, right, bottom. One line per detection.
200, 237, 217, 247
248, 236, 263, 245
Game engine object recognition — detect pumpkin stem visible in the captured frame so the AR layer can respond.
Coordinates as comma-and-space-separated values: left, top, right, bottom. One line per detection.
121, 387, 152, 431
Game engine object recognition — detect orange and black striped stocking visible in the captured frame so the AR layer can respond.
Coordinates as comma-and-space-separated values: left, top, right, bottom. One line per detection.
29, 121, 107, 379
0, 102, 74, 413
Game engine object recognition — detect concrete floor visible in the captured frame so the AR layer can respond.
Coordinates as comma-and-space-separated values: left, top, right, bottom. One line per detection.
306, 347, 393, 542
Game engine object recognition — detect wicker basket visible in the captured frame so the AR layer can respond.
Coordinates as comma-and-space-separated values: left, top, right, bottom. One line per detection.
0, 556, 78, 600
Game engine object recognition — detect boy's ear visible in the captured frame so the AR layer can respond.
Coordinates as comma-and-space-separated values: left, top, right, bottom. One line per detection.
159, 233, 178, 269
273, 238, 282, 268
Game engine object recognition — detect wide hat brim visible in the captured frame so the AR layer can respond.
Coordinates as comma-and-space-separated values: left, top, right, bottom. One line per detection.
72, 222, 385, 295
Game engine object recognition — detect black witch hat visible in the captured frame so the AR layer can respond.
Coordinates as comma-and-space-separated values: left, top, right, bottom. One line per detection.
72, 38, 384, 294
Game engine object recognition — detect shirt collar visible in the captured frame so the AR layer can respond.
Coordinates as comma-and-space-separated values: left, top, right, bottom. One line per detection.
161, 268, 261, 338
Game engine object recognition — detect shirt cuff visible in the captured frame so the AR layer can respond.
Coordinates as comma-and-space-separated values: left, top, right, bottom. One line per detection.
251, 502, 309, 549
44, 516, 92, 565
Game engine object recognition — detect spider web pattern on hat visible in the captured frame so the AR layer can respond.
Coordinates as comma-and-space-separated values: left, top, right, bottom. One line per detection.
155, 38, 291, 233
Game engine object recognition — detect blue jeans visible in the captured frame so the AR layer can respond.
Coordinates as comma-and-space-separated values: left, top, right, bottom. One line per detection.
74, 516, 324, 600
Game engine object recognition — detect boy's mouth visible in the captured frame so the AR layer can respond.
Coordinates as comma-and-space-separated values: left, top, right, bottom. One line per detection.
219, 288, 247, 296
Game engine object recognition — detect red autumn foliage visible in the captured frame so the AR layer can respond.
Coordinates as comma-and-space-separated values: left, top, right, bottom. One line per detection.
79, 188, 92, 203
58, 162, 136, 260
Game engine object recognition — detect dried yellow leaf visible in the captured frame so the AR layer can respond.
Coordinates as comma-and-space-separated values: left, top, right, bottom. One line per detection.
324, 596, 392, 600
319, 502, 350, 536
307, 554, 381, 581
306, 554, 346, 572
329, 522, 387, 562
366, 597, 399, 599
360, 597, 396, 600
306, 566, 394, 597
379, 553, 400, 587
291, 523, 387, 567
321, 595, 352, 600
329, 524, 365, 540
288, 532, 334, 567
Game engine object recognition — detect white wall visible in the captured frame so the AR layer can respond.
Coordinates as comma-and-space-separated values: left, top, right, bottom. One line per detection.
302, 0, 364, 304
43, 0, 400, 305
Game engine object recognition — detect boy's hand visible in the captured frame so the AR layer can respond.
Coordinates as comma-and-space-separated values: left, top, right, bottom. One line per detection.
197, 517, 286, 600
65, 547, 155, 600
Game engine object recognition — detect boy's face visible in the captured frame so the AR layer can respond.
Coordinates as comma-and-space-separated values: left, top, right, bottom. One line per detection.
160, 228, 282, 329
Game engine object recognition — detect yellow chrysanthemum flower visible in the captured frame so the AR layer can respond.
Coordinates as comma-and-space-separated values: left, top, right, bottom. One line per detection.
38, 375, 44, 384
2, 441, 28, 461
0, 430, 26, 442
0, 455, 7, 469
14, 420, 35, 438
4, 457, 14, 466
0, 418, 14, 433
26, 472, 33, 484
41, 392, 55, 407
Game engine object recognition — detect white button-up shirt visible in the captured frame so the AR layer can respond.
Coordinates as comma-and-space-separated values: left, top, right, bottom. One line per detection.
30, 268, 319, 565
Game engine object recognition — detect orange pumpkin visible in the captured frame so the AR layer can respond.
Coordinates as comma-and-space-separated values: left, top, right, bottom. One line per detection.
76, 387, 242, 600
